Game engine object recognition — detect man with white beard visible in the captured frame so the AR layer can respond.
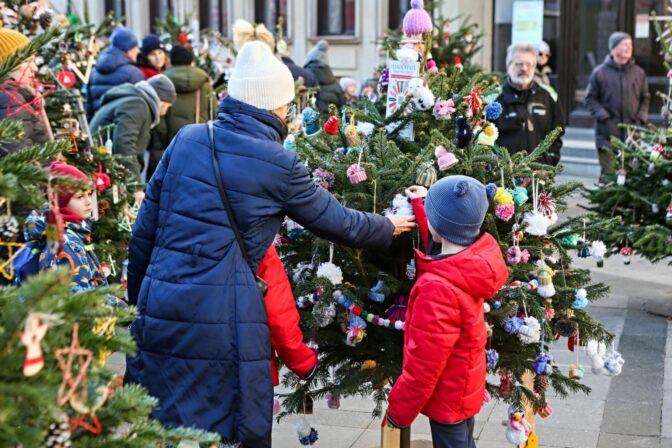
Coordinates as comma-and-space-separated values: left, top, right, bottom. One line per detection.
493, 43, 564, 166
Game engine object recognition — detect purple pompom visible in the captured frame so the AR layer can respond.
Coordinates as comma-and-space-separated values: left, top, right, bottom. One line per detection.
403, 0, 433, 35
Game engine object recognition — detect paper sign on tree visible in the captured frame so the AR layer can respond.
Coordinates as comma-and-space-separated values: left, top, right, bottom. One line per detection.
384, 58, 419, 141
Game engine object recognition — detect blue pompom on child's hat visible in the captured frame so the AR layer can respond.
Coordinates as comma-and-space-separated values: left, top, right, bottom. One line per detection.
425, 175, 496, 245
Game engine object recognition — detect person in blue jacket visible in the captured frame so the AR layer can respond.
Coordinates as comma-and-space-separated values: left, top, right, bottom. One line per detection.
86, 27, 144, 119
126, 41, 415, 447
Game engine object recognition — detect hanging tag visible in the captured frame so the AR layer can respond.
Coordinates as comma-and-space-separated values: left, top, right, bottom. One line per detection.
112, 184, 119, 204
91, 191, 99, 221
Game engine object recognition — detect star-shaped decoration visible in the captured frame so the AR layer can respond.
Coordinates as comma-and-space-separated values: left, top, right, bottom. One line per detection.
55, 323, 92, 407
0, 65, 55, 118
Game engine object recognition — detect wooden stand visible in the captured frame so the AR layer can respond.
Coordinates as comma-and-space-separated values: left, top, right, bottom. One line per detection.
381, 425, 411, 448
520, 370, 537, 448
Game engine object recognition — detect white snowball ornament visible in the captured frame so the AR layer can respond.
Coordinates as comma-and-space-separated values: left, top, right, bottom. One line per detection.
385, 194, 414, 217
316, 262, 343, 286
604, 348, 625, 375
585, 340, 607, 375
517, 316, 541, 344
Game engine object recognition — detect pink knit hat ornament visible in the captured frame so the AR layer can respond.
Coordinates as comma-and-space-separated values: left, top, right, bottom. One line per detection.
435, 145, 458, 171
403, 0, 433, 36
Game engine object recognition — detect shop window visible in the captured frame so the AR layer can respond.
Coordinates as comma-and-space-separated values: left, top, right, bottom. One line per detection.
388, 0, 410, 31
200, 0, 229, 35
255, 0, 288, 36
317, 0, 355, 36
104, 0, 126, 19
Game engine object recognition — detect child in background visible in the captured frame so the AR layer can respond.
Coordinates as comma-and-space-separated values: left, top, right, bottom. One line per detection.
339, 77, 358, 107
384, 176, 508, 448
23, 161, 109, 293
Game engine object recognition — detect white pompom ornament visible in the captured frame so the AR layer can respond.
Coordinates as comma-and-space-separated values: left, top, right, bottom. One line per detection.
523, 177, 551, 236
517, 316, 541, 344
316, 262, 343, 285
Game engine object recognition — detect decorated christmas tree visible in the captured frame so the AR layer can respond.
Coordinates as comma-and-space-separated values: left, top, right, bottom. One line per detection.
0, 32, 218, 447
277, 2, 619, 445
584, 10, 672, 264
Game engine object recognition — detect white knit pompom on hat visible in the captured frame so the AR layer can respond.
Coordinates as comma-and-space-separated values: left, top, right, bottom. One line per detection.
228, 41, 295, 111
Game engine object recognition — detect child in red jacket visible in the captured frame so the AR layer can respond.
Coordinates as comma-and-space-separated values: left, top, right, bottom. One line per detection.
384, 176, 508, 448
257, 245, 318, 385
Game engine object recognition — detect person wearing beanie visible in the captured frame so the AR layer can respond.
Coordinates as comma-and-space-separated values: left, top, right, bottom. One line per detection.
149, 45, 216, 179
23, 161, 110, 294
533, 41, 554, 93
304, 40, 345, 113
384, 178, 507, 448
124, 38, 415, 447
339, 77, 358, 106
90, 75, 176, 203
137, 34, 168, 79
86, 27, 144, 119
585, 31, 649, 183
0, 28, 54, 155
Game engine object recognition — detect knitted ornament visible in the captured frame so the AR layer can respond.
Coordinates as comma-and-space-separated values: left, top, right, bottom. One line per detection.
543, 307, 555, 320
345, 314, 367, 346
302, 107, 319, 135
518, 316, 541, 344
356, 121, 375, 137
405, 259, 417, 280
505, 406, 531, 445
463, 88, 483, 117
573, 288, 588, 309
283, 134, 297, 151
536, 403, 553, 418
368, 279, 385, 303
568, 364, 584, 379
538, 192, 557, 224
533, 353, 553, 376
433, 98, 456, 120
425, 59, 439, 74
619, 246, 633, 265
326, 391, 340, 409
323, 115, 339, 135
312, 168, 335, 189
385, 194, 414, 217
486, 348, 499, 370
510, 186, 528, 206
344, 115, 361, 147
533, 374, 549, 395
503, 316, 523, 334
347, 163, 367, 185
535, 260, 555, 298
485, 101, 503, 120
456, 117, 473, 148
476, 123, 499, 146
591, 240, 607, 267
435, 145, 458, 170
616, 168, 627, 186
559, 233, 579, 247
93, 163, 110, 192
383, 294, 408, 322
499, 372, 513, 397
403, 0, 433, 36
286, 218, 305, 240
554, 319, 578, 338
316, 262, 343, 285
296, 417, 319, 445
585, 340, 608, 375
494, 187, 514, 205
604, 348, 625, 375
506, 246, 530, 265
416, 162, 438, 188
312, 301, 336, 327
407, 77, 435, 111
495, 204, 515, 221
523, 178, 551, 236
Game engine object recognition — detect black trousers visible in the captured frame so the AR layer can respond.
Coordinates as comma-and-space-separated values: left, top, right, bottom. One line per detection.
430, 417, 476, 448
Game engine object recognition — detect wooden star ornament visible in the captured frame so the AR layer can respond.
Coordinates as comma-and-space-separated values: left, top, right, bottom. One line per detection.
55, 323, 93, 407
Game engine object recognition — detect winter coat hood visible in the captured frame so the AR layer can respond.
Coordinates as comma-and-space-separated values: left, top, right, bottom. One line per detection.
165, 65, 209, 93
217, 95, 286, 142
102, 82, 160, 127
96, 46, 136, 74
415, 233, 508, 300
135, 81, 161, 127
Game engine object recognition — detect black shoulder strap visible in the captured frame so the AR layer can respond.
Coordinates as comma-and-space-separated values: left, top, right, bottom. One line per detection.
208, 121, 250, 264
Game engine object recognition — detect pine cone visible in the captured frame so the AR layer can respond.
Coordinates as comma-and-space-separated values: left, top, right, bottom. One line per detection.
39, 10, 53, 30
533, 375, 549, 395
0, 215, 19, 241
43, 415, 72, 447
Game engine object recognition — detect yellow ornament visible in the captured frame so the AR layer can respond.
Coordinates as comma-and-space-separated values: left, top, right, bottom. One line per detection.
93, 317, 117, 367
524, 431, 539, 448
361, 359, 377, 370
344, 113, 361, 147
494, 187, 514, 205
477, 123, 499, 146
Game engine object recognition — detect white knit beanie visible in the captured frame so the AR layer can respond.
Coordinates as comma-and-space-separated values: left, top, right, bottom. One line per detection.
228, 41, 295, 111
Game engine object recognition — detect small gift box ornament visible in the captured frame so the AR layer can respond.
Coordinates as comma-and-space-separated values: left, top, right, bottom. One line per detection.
346, 163, 367, 185
569, 364, 584, 379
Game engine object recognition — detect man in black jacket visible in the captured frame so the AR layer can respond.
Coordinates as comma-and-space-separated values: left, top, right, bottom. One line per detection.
494, 43, 564, 166
585, 32, 650, 180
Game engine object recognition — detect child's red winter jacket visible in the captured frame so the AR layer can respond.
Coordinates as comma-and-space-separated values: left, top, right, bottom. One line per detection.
257, 245, 317, 385
386, 199, 508, 427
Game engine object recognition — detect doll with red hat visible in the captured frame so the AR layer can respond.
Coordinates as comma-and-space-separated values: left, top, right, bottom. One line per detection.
23, 161, 114, 296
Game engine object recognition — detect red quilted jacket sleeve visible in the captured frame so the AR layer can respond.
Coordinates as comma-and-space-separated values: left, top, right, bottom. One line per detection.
258, 246, 317, 383
386, 279, 462, 427
411, 197, 429, 250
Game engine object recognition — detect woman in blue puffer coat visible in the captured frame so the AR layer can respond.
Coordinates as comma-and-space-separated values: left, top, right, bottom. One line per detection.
126, 41, 414, 447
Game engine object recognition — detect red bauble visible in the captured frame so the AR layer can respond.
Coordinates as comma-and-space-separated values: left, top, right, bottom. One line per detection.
93, 162, 111, 191
178, 32, 188, 44
323, 116, 339, 135
57, 70, 76, 88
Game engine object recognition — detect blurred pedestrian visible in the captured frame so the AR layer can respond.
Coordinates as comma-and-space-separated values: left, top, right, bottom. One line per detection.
304, 40, 345, 113
137, 34, 168, 79
339, 77, 358, 107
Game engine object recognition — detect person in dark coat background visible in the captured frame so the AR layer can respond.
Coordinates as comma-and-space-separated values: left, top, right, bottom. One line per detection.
125, 41, 415, 447
137, 34, 168, 80
494, 43, 564, 166
89, 75, 176, 205
304, 40, 345, 113
585, 32, 650, 181
0, 28, 53, 155
276, 40, 317, 88
86, 27, 144, 119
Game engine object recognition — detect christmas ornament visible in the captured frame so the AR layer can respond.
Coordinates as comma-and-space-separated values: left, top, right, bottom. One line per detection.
407, 77, 435, 111
486, 348, 499, 370
283, 134, 297, 151
0, 213, 19, 241
518, 316, 541, 344
568, 364, 584, 379
383, 293, 408, 323
296, 416, 319, 445
335, 290, 405, 331
425, 58, 438, 74
495, 204, 515, 221
503, 316, 523, 335
604, 348, 625, 375
536, 403, 553, 418
361, 359, 377, 370
312, 168, 335, 189
302, 107, 319, 135
312, 301, 336, 327
554, 319, 578, 338
499, 371, 513, 397
344, 113, 361, 146
616, 169, 627, 186
435, 145, 458, 170
357, 121, 375, 137
476, 123, 499, 146
535, 259, 555, 298
416, 162, 438, 188
510, 186, 528, 206
665, 206, 672, 225
20, 313, 49, 377
368, 278, 385, 302
433, 98, 456, 120
533, 353, 553, 376
273, 398, 281, 416
504, 406, 531, 445
533, 374, 549, 395
385, 194, 414, 217
286, 218, 305, 239
506, 246, 530, 265
405, 258, 417, 280
538, 191, 557, 224
316, 244, 342, 285
57, 70, 77, 88
618, 245, 633, 264
323, 115, 339, 135
463, 87, 483, 117
345, 313, 367, 346
573, 288, 588, 309
43, 414, 72, 448
652, 203, 660, 214
402, 0, 433, 36
326, 391, 340, 409
55, 324, 93, 407
93, 162, 110, 192
523, 178, 551, 236
485, 101, 503, 120
456, 117, 473, 148
347, 163, 367, 185
590, 240, 607, 267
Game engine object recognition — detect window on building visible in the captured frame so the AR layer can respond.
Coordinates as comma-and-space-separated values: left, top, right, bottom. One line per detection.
149, 0, 173, 31
200, 0, 230, 35
255, 0, 288, 36
317, 0, 355, 36
388, 0, 410, 31
104, 0, 126, 19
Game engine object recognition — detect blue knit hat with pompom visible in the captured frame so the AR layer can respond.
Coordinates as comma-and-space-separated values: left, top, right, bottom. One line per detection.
425, 175, 496, 245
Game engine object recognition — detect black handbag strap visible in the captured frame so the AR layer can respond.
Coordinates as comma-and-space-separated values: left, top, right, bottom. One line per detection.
208, 121, 251, 264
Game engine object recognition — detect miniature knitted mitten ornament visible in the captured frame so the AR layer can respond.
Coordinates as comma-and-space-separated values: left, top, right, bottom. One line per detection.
323, 115, 339, 135
302, 107, 319, 135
